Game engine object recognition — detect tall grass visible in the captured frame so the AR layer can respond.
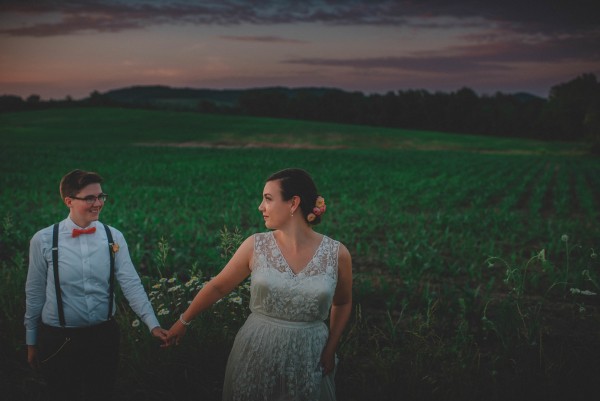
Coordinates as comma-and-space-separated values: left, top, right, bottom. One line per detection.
1, 108, 599, 400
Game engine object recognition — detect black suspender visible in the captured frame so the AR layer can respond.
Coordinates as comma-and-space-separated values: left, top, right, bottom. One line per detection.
51, 223, 116, 327
52, 224, 66, 327
103, 224, 116, 320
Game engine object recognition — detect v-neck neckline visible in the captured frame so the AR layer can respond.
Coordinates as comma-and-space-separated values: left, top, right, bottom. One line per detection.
271, 231, 325, 276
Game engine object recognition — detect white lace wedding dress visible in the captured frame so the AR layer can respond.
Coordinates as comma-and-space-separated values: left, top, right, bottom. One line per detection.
222, 231, 340, 401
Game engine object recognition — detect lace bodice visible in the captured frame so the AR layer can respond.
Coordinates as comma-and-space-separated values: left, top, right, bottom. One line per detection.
249, 231, 339, 322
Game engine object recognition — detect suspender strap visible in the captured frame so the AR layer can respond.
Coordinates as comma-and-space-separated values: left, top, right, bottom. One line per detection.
51, 223, 116, 326
103, 223, 116, 321
52, 223, 66, 327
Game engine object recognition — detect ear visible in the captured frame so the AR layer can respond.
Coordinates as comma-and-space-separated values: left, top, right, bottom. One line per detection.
290, 195, 301, 213
64, 197, 73, 208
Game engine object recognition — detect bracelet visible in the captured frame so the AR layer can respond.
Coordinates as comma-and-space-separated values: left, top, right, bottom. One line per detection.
179, 314, 191, 326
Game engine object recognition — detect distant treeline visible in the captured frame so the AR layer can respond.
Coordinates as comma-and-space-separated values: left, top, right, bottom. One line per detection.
1, 73, 599, 145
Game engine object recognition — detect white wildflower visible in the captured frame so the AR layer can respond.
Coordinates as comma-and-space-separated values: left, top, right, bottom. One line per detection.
570, 288, 597, 296
131, 319, 140, 328
167, 285, 181, 293
159, 278, 167, 283
152, 284, 161, 289
229, 296, 243, 305
157, 308, 170, 316
168, 277, 176, 284
561, 234, 569, 242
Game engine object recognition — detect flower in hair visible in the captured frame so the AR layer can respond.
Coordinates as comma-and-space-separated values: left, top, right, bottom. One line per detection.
315, 196, 325, 208
307, 196, 326, 222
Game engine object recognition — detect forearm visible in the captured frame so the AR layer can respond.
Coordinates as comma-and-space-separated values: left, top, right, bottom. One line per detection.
181, 282, 227, 322
25, 238, 48, 345
324, 301, 352, 352
24, 295, 44, 345
168, 237, 253, 344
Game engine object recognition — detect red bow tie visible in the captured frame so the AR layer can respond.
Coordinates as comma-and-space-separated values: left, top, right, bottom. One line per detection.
72, 227, 96, 237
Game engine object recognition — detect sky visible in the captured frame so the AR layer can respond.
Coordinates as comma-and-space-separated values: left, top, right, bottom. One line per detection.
1, 0, 599, 100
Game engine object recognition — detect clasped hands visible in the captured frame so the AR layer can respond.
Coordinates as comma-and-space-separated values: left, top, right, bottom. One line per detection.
152, 319, 188, 348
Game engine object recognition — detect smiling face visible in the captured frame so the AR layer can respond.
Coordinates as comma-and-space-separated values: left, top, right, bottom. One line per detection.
65, 183, 104, 228
258, 180, 294, 229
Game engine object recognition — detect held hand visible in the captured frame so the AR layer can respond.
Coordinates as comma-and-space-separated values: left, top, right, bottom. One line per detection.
166, 320, 187, 346
27, 345, 39, 370
151, 327, 170, 348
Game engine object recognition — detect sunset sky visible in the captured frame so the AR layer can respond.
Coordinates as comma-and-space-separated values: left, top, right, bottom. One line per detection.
1, 0, 599, 100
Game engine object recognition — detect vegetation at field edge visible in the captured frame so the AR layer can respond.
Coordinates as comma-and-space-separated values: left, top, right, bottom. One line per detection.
1, 108, 599, 400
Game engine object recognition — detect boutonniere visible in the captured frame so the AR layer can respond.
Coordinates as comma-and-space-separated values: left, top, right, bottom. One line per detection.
111, 243, 120, 254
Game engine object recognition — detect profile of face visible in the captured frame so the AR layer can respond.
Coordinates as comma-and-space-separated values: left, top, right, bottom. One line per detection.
64, 183, 105, 228
258, 180, 295, 229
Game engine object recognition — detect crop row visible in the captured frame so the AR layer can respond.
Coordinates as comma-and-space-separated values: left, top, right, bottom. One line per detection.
1, 145, 598, 282
2, 136, 599, 400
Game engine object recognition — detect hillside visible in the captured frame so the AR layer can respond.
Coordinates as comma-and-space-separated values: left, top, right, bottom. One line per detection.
0, 107, 587, 155
100, 85, 343, 109
3, 74, 599, 145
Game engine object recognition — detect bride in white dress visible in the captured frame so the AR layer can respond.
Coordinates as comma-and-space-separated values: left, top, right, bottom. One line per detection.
167, 168, 353, 401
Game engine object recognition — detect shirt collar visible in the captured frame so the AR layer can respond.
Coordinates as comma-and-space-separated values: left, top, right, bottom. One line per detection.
65, 216, 99, 231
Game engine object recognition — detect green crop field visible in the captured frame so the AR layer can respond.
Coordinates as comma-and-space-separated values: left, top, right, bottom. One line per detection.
1, 108, 599, 400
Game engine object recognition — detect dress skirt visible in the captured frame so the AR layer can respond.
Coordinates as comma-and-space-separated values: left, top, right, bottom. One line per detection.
222, 312, 336, 401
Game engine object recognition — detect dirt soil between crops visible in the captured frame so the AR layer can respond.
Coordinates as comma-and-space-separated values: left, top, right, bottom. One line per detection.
136, 141, 588, 155
136, 141, 348, 149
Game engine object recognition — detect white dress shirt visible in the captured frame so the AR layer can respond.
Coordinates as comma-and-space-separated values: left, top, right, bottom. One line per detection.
24, 217, 160, 345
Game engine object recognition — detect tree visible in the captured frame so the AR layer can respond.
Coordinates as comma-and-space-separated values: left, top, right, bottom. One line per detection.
26, 94, 41, 104
543, 73, 599, 140
0, 95, 24, 112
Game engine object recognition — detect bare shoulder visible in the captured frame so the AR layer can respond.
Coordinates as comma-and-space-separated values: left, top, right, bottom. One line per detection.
218, 235, 256, 277
236, 235, 255, 256
336, 242, 352, 271
337, 241, 351, 259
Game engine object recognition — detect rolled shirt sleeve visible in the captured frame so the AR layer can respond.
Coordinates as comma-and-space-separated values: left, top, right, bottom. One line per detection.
111, 229, 160, 332
24, 230, 50, 345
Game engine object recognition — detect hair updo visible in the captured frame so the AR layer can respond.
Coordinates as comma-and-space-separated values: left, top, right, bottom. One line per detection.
266, 168, 323, 225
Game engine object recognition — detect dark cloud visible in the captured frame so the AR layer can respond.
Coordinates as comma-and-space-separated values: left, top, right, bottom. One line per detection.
1, 0, 598, 37
285, 55, 510, 74
375, 0, 600, 34
1, 0, 596, 86
219, 35, 308, 44
285, 31, 600, 75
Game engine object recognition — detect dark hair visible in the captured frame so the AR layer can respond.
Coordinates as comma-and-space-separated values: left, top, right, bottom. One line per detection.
60, 169, 103, 199
266, 168, 322, 225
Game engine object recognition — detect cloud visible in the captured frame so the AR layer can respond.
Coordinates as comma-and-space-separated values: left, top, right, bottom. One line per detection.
285, 55, 510, 75
219, 35, 308, 44
284, 30, 600, 76
1, 0, 598, 37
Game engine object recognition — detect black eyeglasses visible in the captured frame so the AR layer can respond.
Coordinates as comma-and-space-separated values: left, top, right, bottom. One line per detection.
70, 194, 109, 204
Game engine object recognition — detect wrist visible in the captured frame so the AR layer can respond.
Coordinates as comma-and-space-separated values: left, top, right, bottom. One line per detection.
179, 313, 192, 327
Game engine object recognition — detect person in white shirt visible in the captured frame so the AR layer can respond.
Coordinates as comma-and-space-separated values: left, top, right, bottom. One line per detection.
24, 169, 169, 401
